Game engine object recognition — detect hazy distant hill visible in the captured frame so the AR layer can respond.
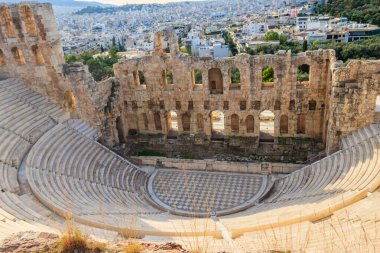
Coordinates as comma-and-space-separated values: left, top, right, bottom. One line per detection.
3, 0, 112, 7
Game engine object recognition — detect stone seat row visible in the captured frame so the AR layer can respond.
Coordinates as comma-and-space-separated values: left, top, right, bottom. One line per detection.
219, 125, 380, 237
26, 124, 141, 191
235, 188, 380, 252
65, 119, 100, 140
0, 162, 19, 193
0, 128, 31, 167
0, 78, 70, 123
27, 167, 220, 237
0, 85, 59, 142
267, 133, 380, 203
341, 124, 380, 149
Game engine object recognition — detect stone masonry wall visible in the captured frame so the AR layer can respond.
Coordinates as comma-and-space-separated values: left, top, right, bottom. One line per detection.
111, 29, 335, 156
325, 60, 380, 153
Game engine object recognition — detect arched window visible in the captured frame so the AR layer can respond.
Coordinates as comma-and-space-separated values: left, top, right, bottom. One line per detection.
197, 113, 204, 132
31, 45, 45, 65
167, 111, 178, 137
230, 67, 240, 84
154, 112, 162, 130
182, 113, 191, 132
297, 64, 310, 82
133, 70, 146, 86
297, 114, 306, 134
259, 110, 275, 142
162, 69, 173, 86
0, 7, 16, 37
280, 115, 288, 134
19, 5, 37, 37
262, 66, 274, 83
192, 69, 202, 85
11, 47, 26, 65
0, 49, 6, 65
231, 114, 239, 133
208, 68, 223, 94
211, 110, 224, 139
246, 115, 254, 133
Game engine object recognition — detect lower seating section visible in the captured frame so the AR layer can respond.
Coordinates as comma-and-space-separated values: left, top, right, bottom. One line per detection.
220, 124, 380, 237
234, 187, 380, 252
25, 124, 220, 237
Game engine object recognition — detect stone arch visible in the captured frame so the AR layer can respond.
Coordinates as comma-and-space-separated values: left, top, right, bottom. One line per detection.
0, 7, 16, 38
297, 64, 310, 82
208, 68, 223, 94
162, 69, 173, 86
154, 112, 162, 131
297, 114, 306, 134
196, 113, 204, 132
167, 111, 178, 137
11, 47, 26, 65
31, 45, 45, 65
211, 110, 224, 139
280, 115, 288, 134
182, 113, 191, 132
231, 114, 239, 133
192, 69, 202, 86
19, 5, 37, 37
246, 115, 254, 133
142, 113, 148, 130
262, 66, 274, 83
230, 67, 240, 84
0, 49, 6, 65
64, 90, 76, 113
259, 110, 275, 142
116, 116, 126, 141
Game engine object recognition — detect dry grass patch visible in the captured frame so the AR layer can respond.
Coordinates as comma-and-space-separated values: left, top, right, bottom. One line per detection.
123, 242, 144, 253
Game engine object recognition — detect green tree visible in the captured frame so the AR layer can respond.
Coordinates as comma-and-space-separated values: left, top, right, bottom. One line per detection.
279, 33, 288, 45
64, 54, 77, 63
263, 31, 279, 41
302, 40, 308, 52
230, 67, 240, 83
262, 66, 274, 82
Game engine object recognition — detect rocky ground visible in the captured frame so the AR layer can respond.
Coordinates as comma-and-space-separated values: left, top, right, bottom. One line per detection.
0, 231, 191, 253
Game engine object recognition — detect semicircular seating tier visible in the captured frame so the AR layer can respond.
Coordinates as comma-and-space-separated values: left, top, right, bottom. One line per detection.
219, 124, 380, 238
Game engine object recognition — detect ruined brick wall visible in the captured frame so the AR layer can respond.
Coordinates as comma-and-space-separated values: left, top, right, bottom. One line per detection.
111, 29, 335, 155
0, 3, 107, 129
325, 60, 380, 153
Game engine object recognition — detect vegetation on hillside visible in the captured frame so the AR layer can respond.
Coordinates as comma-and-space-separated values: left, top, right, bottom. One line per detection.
65, 45, 120, 82
317, 0, 380, 26
222, 31, 238, 56
245, 35, 380, 62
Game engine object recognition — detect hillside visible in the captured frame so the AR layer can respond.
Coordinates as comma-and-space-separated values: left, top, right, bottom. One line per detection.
320, 0, 380, 26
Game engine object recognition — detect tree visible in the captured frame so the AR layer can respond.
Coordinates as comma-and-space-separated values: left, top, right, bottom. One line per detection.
302, 40, 308, 52
263, 31, 279, 41
100, 45, 104, 52
112, 36, 116, 47
279, 33, 288, 45
262, 66, 274, 82
64, 54, 77, 63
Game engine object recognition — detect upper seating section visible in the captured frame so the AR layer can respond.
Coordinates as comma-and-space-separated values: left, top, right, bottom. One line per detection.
65, 119, 100, 141
0, 78, 69, 142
